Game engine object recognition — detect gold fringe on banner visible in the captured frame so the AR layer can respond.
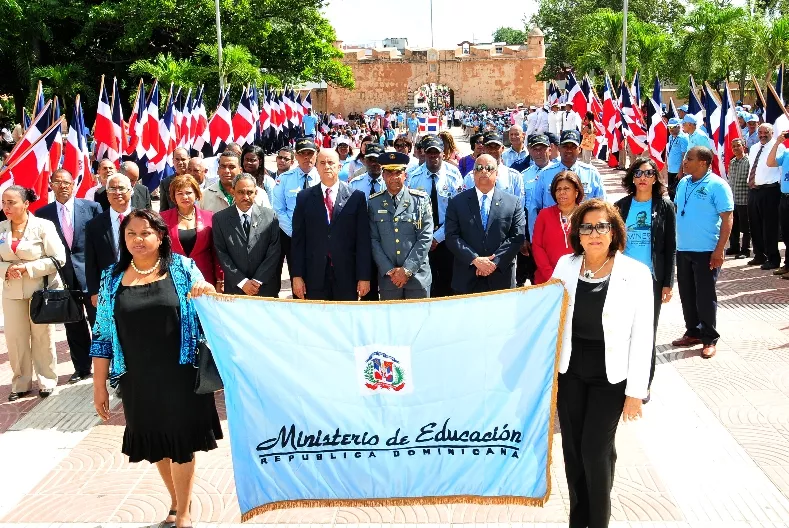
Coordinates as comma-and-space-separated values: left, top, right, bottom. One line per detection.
206, 280, 569, 524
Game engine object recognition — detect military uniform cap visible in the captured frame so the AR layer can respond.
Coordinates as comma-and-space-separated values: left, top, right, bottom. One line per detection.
378, 151, 410, 169
559, 129, 582, 145
527, 134, 550, 147
420, 135, 444, 152
295, 137, 317, 152
364, 143, 385, 157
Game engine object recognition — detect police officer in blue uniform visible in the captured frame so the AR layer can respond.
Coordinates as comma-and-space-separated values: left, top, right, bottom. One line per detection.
666, 118, 689, 200
272, 137, 320, 282
406, 135, 464, 297
517, 133, 553, 285
368, 152, 434, 299
528, 129, 606, 238
348, 144, 386, 197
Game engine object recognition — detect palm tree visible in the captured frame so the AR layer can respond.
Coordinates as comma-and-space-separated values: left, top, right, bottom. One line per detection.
32, 63, 91, 112
129, 53, 200, 89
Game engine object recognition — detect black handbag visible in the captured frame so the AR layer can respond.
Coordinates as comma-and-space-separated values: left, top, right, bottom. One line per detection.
194, 339, 223, 394
29, 256, 84, 324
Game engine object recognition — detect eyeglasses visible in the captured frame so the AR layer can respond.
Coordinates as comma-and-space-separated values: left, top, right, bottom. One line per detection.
107, 187, 129, 194
578, 222, 612, 235
51, 181, 73, 187
474, 165, 496, 172
634, 169, 657, 178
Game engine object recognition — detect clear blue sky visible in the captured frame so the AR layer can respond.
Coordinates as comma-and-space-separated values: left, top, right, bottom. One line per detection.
322, 0, 539, 49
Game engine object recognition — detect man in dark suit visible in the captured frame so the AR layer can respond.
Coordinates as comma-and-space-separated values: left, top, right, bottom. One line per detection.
85, 173, 135, 305
291, 149, 371, 301
157, 147, 191, 211
213, 174, 281, 297
93, 161, 152, 211
36, 169, 103, 382
445, 154, 525, 294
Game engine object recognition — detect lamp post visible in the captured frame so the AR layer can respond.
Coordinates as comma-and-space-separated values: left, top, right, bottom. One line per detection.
215, 0, 225, 92
430, 0, 434, 48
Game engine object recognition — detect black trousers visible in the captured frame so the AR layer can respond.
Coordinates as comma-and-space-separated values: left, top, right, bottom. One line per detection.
306, 261, 358, 301
649, 279, 664, 387
65, 292, 96, 374
360, 258, 379, 301
516, 251, 536, 286
729, 204, 751, 253
676, 251, 720, 345
780, 194, 789, 267
667, 172, 679, 201
428, 241, 453, 297
276, 231, 292, 289
558, 337, 626, 528
748, 185, 781, 264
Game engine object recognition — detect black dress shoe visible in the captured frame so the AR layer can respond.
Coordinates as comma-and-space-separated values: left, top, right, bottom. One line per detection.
761, 262, 780, 271
748, 258, 766, 266
8, 391, 30, 402
68, 372, 84, 384
736, 251, 750, 259
39, 389, 53, 398
725, 247, 740, 256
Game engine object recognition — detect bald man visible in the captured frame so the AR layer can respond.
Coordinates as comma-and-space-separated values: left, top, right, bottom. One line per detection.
94, 161, 152, 211
187, 157, 210, 188
502, 125, 528, 168
291, 149, 372, 301
158, 147, 190, 211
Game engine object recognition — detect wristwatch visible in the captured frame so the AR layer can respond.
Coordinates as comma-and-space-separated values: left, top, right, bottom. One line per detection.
403, 269, 413, 278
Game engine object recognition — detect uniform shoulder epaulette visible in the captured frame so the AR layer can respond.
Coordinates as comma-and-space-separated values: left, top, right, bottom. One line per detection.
369, 190, 386, 199
408, 188, 427, 197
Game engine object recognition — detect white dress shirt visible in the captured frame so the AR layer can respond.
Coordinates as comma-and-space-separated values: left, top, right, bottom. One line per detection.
475, 187, 494, 226
749, 140, 781, 185
109, 206, 132, 256
548, 111, 562, 136
320, 181, 340, 222
561, 111, 581, 132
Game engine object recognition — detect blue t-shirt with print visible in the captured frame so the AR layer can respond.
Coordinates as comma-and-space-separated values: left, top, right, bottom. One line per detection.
623, 199, 653, 272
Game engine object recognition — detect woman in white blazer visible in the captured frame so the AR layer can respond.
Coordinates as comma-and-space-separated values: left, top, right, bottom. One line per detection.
0, 186, 66, 401
551, 199, 653, 528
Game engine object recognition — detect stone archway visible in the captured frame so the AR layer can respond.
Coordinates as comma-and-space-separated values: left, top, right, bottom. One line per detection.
413, 83, 455, 111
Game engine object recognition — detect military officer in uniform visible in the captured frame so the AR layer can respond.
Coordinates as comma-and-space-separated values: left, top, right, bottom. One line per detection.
368, 152, 433, 299
406, 135, 464, 297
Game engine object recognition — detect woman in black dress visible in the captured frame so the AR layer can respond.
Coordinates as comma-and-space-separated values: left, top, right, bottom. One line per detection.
90, 209, 217, 528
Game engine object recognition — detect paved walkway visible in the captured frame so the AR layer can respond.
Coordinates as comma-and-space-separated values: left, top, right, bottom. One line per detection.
1, 130, 788, 527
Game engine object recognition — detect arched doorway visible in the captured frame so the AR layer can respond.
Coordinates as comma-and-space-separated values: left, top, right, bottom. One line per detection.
414, 83, 454, 111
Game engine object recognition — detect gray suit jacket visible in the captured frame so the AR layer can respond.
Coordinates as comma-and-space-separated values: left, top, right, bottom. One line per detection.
368, 187, 433, 292
212, 204, 282, 297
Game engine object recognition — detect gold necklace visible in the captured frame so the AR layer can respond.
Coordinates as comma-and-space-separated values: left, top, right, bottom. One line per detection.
130, 258, 161, 275
178, 207, 195, 221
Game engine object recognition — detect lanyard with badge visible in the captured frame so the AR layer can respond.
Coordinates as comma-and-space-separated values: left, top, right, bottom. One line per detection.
559, 210, 571, 248
680, 174, 709, 217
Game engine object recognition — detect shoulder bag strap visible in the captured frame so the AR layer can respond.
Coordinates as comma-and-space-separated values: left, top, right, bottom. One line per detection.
46, 256, 71, 290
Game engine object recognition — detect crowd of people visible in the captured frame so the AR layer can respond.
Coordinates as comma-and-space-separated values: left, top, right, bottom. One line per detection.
1, 94, 787, 528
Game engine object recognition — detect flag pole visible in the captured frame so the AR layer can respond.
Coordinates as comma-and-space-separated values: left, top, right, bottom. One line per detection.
214, 0, 225, 93
621, 0, 628, 81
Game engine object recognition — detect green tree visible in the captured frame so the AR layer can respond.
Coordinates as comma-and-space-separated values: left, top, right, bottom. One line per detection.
492, 27, 529, 44
32, 63, 92, 112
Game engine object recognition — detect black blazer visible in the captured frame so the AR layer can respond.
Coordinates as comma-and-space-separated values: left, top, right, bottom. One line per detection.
159, 175, 175, 212
212, 205, 282, 297
445, 187, 526, 293
84, 210, 120, 295
36, 199, 103, 292
94, 183, 152, 212
291, 181, 371, 294
614, 194, 676, 289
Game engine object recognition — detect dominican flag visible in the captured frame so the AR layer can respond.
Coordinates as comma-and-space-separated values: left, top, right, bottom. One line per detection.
303, 91, 312, 110
192, 86, 210, 155
146, 85, 176, 190
418, 115, 439, 133
647, 77, 667, 171
0, 118, 64, 211
250, 83, 261, 143
603, 75, 623, 168
208, 87, 233, 155
260, 85, 272, 140
666, 98, 678, 120
34, 81, 47, 124
22, 108, 31, 131
144, 81, 161, 163
620, 81, 647, 156
5, 100, 53, 170
179, 88, 193, 150
64, 95, 94, 199
172, 87, 183, 149
295, 91, 305, 127
713, 82, 743, 179
232, 85, 255, 146
94, 78, 119, 164
632, 71, 642, 106
282, 88, 295, 139
52, 97, 61, 122
127, 80, 148, 160
688, 76, 705, 126
111, 77, 127, 164
566, 72, 588, 118
547, 81, 560, 107
590, 91, 606, 157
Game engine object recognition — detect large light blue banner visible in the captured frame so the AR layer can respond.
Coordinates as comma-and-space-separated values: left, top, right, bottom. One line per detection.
194, 282, 567, 520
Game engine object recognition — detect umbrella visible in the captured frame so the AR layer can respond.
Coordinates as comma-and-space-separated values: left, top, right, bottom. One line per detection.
365, 108, 385, 116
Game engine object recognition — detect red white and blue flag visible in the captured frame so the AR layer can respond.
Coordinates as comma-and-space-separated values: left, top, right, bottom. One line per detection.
566, 72, 588, 118
713, 82, 743, 179
232, 85, 256, 146
647, 77, 667, 171
208, 87, 233, 155
4, 100, 53, 171
64, 95, 94, 199
111, 77, 127, 164
192, 86, 211, 155
94, 78, 119, 164
126, 80, 148, 160
603, 75, 623, 168
418, 115, 439, 133
620, 81, 647, 156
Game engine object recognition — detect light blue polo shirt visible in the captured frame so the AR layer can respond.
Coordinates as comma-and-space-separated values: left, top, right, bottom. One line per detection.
775, 146, 789, 194
673, 171, 734, 252
302, 115, 318, 136
666, 133, 689, 173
